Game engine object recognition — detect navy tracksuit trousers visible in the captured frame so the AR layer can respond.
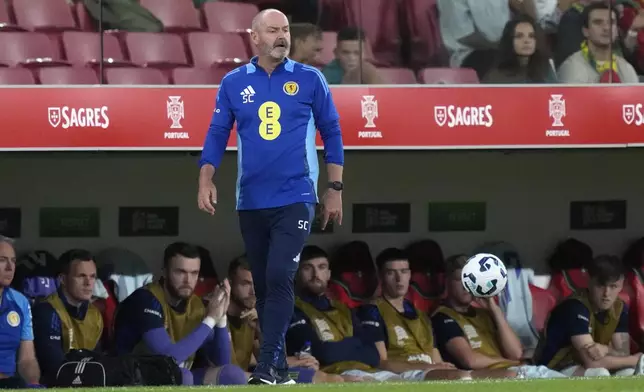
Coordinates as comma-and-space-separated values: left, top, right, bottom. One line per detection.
238, 202, 314, 370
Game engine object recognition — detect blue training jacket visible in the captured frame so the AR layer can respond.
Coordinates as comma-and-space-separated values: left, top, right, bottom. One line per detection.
199, 57, 344, 211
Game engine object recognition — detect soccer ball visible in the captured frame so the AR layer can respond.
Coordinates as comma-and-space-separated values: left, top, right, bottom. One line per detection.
461, 253, 508, 298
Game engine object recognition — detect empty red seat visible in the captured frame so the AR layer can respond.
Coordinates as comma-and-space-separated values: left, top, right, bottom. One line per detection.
125, 32, 189, 69
202, 1, 258, 33
418, 67, 479, 84
0, 1, 25, 31
172, 67, 229, 85
188, 32, 249, 69
529, 284, 556, 332
194, 277, 218, 298
105, 67, 168, 84
62, 32, 132, 67
548, 268, 589, 299
379, 67, 417, 83
401, 0, 446, 68
12, 0, 77, 32
73, 1, 95, 31
406, 283, 438, 313
327, 272, 377, 309
139, 0, 202, 33
38, 67, 98, 84
344, 0, 403, 66
319, 0, 349, 31
0, 32, 68, 67
0, 67, 35, 84
629, 270, 644, 349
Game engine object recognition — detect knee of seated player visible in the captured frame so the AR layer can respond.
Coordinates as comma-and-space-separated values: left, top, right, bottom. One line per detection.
312, 371, 344, 383
201, 364, 247, 385
470, 368, 518, 379
424, 369, 472, 381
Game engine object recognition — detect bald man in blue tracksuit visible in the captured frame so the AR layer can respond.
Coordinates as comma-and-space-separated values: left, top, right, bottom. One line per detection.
197, 9, 344, 386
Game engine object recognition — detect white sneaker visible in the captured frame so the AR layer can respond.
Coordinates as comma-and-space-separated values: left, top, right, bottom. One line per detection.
634, 354, 644, 375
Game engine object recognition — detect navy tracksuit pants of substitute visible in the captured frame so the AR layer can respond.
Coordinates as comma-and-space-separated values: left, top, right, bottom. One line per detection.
238, 202, 315, 370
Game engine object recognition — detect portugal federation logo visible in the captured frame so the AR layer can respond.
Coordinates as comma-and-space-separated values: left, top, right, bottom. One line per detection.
167, 96, 184, 129
48, 107, 61, 128
623, 104, 635, 125
283, 81, 299, 96
361, 95, 378, 128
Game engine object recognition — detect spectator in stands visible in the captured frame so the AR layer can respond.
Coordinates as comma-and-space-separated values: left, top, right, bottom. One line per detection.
322, 27, 383, 84
535, 255, 644, 376
227, 255, 346, 383
618, 0, 644, 74
484, 16, 557, 83
437, 0, 510, 80
113, 242, 246, 386
286, 245, 439, 382
289, 23, 323, 65
0, 236, 41, 389
431, 255, 565, 379
32, 249, 102, 385
358, 248, 515, 380
534, 0, 578, 32
558, 2, 639, 82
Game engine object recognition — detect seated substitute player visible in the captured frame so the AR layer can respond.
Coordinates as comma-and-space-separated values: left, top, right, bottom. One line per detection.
286, 245, 431, 382
432, 254, 565, 379
0, 236, 41, 389
113, 242, 246, 386
358, 248, 522, 380
32, 250, 102, 385
226, 255, 346, 383
535, 255, 644, 377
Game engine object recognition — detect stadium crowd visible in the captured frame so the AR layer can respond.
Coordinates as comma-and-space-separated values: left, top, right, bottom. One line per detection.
0, 0, 642, 84
2, 235, 644, 387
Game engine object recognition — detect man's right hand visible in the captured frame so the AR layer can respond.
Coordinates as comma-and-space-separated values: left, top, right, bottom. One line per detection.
206, 279, 230, 321
289, 355, 319, 370
198, 180, 218, 215
584, 343, 609, 361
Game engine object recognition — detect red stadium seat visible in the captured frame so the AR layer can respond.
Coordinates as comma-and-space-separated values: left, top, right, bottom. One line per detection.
73, 1, 94, 31
379, 67, 417, 83
105, 67, 168, 85
139, 0, 202, 33
172, 67, 229, 85
343, 0, 403, 66
319, 0, 349, 31
202, 1, 258, 33
327, 272, 377, 309
188, 32, 249, 69
548, 268, 589, 300
12, 0, 78, 32
62, 32, 132, 67
0, 32, 69, 67
529, 284, 556, 332
194, 277, 218, 298
629, 270, 644, 349
401, 0, 446, 68
125, 32, 189, 69
0, 67, 35, 84
418, 67, 479, 84
38, 67, 98, 84
0, 0, 25, 31
406, 271, 443, 313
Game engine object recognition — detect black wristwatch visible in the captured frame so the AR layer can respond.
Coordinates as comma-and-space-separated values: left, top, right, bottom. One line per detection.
328, 181, 344, 191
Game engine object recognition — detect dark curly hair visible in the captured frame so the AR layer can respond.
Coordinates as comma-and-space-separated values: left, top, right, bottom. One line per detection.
494, 15, 551, 82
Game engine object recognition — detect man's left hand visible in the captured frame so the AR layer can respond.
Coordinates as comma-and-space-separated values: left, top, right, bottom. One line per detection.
321, 190, 342, 230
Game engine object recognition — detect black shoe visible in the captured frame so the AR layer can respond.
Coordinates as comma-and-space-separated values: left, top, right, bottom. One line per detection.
248, 364, 278, 385
276, 369, 297, 385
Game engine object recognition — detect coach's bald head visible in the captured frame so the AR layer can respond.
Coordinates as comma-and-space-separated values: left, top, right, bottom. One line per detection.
250, 9, 290, 63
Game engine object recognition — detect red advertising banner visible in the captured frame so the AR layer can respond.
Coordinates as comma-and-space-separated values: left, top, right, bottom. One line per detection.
1, 85, 644, 151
